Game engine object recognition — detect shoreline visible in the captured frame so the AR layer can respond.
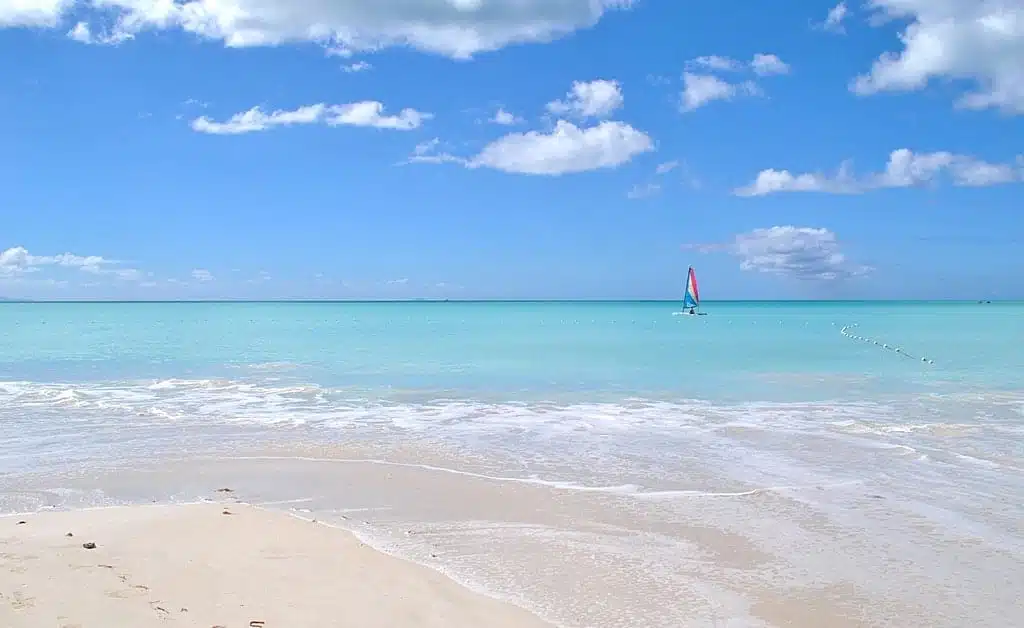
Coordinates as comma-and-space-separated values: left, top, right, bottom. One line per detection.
4, 429, 1022, 627
4, 449, 972, 628
0, 501, 553, 628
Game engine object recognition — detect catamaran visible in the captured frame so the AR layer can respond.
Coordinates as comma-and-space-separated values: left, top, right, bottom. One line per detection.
680, 266, 706, 315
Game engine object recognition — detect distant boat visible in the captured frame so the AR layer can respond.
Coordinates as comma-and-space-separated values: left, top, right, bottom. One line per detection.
678, 266, 707, 316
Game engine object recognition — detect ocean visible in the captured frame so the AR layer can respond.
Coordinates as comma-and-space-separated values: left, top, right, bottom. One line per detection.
2, 301, 1022, 627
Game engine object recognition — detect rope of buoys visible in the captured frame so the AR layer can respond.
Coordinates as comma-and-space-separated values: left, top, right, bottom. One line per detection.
840, 323, 933, 364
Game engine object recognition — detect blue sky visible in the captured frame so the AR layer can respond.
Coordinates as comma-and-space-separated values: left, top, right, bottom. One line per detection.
1, 0, 1022, 300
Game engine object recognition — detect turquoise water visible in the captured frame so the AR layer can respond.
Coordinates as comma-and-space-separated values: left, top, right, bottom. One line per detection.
2, 301, 1023, 472
2, 301, 1022, 627
2, 300, 1021, 396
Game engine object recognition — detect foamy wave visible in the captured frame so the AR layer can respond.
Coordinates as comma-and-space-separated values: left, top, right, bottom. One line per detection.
0, 377, 898, 436
3, 377, 1022, 490
3, 377, 1021, 439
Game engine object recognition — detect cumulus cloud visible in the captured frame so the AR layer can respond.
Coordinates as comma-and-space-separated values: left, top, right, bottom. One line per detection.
735, 149, 1024, 196
546, 79, 624, 119
750, 53, 790, 76
191, 101, 430, 134
680, 73, 760, 112
409, 120, 653, 175
686, 227, 870, 281
4, 0, 634, 59
0, 246, 141, 281
468, 120, 653, 175
410, 78, 649, 175
0, 0, 69, 27
67, 20, 132, 44
852, 0, 1024, 113
491, 107, 523, 125
191, 269, 215, 282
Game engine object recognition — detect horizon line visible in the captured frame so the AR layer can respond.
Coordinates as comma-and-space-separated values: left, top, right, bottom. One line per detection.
0, 298, 1012, 304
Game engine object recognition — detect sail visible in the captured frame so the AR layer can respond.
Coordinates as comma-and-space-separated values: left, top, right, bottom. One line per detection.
682, 266, 700, 309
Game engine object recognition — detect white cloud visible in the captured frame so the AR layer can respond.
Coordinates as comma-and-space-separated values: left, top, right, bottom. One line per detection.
191, 104, 328, 134
735, 164, 859, 196
191, 269, 215, 282
191, 101, 430, 134
329, 101, 430, 129
734, 227, 869, 280
546, 79, 624, 119
0, 246, 141, 281
491, 107, 523, 125
467, 120, 654, 175
0, 0, 70, 27
15, 0, 635, 60
655, 160, 679, 175
735, 149, 1024, 196
686, 55, 743, 72
627, 182, 661, 199
67, 20, 132, 44
680, 73, 760, 112
341, 61, 372, 73
851, 0, 1024, 113
627, 159, 700, 198
821, 2, 848, 33
750, 53, 790, 76
685, 53, 790, 76
405, 138, 465, 165
688, 227, 870, 281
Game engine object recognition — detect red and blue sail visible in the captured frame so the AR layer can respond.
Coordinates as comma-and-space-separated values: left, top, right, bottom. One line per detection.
682, 266, 700, 310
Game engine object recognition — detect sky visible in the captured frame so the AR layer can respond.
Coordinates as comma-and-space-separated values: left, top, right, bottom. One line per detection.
1, 0, 1022, 301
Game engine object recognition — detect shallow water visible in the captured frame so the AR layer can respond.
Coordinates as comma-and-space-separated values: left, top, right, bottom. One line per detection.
2, 301, 1022, 627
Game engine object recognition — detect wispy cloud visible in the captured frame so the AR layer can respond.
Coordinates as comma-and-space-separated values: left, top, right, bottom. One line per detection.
818, 2, 849, 33
627, 182, 661, 199
191, 269, 215, 282
0, 246, 142, 281
191, 102, 431, 134
680, 53, 789, 112
342, 61, 372, 73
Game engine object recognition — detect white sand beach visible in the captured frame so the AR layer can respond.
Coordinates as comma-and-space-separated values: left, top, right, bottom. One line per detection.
0, 502, 551, 628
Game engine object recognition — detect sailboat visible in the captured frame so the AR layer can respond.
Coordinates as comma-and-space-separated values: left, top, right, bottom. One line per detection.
679, 266, 706, 315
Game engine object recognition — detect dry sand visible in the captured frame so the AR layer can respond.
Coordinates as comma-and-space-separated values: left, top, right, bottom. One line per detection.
0, 502, 551, 628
